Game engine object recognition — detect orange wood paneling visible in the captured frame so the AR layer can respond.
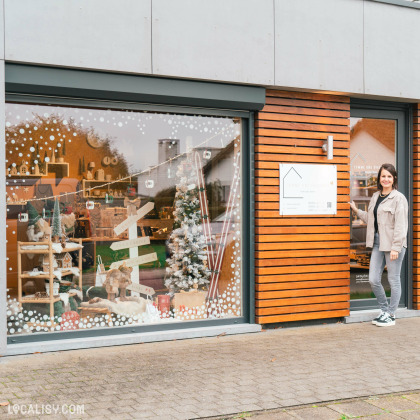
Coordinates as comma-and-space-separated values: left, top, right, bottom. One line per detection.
255, 90, 351, 324
414, 104, 420, 310
255, 309, 349, 324
257, 294, 349, 307
256, 302, 349, 316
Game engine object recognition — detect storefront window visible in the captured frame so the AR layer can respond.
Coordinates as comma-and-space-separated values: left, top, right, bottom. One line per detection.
5, 103, 242, 336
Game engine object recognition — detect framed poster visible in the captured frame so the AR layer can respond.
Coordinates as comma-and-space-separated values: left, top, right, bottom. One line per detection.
279, 164, 337, 215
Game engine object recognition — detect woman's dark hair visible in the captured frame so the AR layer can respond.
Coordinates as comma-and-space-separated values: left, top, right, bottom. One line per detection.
377, 163, 397, 191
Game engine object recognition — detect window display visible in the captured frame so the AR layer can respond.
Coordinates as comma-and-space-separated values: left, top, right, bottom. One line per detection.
5, 103, 242, 336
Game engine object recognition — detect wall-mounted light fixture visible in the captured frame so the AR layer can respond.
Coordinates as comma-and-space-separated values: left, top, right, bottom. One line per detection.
322, 135, 334, 160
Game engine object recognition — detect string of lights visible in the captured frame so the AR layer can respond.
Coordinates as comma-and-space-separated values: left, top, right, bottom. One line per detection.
7, 128, 233, 205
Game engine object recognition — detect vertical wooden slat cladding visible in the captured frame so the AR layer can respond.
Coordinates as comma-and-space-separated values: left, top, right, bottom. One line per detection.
254, 90, 351, 324
413, 104, 420, 310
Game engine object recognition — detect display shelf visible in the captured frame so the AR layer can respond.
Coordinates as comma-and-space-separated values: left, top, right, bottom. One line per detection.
82, 236, 124, 242
19, 242, 83, 254
7, 174, 47, 178
21, 269, 77, 279
21, 292, 78, 304
82, 179, 137, 199
350, 262, 370, 270
17, 239, 83, 322
47, 162, 69, 178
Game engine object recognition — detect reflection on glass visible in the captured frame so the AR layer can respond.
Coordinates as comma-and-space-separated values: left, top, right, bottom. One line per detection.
350, 118, 396, 300
5, 103, 242, 335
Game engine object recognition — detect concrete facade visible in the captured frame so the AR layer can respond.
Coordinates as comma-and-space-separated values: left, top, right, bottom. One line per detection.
0, 0, 4, 60
5, 0, 152, 73
152, 0, 274, 84
364, 1, 420, 99
0, 60, 6, 356
3, 0, 420, 100
274, 0, 364, 94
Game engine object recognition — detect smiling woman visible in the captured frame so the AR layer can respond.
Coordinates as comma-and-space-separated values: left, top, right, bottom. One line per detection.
5, 102, 243, 337
350, 163, 408, 326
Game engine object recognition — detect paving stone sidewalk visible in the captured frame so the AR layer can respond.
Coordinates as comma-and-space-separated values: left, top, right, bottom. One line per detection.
1, 318, 420, 419
214, 392, 420, 419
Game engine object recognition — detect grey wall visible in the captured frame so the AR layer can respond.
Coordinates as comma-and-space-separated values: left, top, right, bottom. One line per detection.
0, 59, 6, 355
364, 1, 420, 99
5, 0, 152, 74
3, 0, 420, 95
152, 0, 274, 85
0, 0, 4, 61
274, 0, 364, 94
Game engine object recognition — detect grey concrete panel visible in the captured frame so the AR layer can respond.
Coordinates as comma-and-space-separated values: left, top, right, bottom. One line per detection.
364, 2, 420, 99
152, 0, 274, 84
0, 0, 4, 60
0, 61, 6, 355
4, 0, 151, 73
274, 0, 363, 93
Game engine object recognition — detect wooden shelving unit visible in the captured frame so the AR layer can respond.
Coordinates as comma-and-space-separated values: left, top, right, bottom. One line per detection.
82, 179, 137, 198
46, 162, 69, 178
17, 239, 83, 326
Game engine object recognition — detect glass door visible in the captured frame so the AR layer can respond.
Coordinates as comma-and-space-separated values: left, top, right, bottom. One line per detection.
350, 106, 409, 310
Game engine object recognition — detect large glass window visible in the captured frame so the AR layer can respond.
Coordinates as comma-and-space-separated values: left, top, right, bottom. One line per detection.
5, 103, 242, 336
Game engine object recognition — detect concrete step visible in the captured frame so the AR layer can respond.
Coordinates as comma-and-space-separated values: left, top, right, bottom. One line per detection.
345, 308, 420, 324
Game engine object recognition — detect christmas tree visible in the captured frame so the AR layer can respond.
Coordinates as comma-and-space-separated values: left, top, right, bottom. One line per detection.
165, 155, 211, 292
27, 202, 40, 226
51, 198, 62, 241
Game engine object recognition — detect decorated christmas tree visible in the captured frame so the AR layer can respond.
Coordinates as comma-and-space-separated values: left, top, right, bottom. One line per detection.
51, 198, 62, 242
27, 202, 41, 227
165, 155, 211, 292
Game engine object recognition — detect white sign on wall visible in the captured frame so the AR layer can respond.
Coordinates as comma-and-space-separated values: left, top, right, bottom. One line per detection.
279, 164, 337, 215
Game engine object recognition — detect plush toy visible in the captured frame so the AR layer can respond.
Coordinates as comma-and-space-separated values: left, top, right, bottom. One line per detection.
27, 217, 51, 242
26, 224, 44, 242
37, 218, 52, 241
61, 213, 76, 237
103, 262, 133, 302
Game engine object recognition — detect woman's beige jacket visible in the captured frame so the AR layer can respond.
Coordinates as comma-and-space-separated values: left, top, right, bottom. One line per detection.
356, 189, 408, 252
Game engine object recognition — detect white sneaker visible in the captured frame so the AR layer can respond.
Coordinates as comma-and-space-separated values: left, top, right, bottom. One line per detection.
376, 313, 395, 327
372, 311, 387, 325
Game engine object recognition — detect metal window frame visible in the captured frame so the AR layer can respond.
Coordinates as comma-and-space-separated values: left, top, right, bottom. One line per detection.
367, 0, 420, 10
5, 64, 266, 112
4, 64, 259, 345
350, 98, 413, 311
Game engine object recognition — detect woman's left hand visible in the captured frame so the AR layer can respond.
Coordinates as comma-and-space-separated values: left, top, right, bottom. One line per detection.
390, 250, 399, 261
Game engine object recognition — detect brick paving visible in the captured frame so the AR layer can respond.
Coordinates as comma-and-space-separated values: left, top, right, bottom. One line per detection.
0, 318, 419, 419
231, 392, 420, 419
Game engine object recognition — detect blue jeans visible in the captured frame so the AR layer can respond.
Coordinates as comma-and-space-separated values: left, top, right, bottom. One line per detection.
369, 233, 406, 315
